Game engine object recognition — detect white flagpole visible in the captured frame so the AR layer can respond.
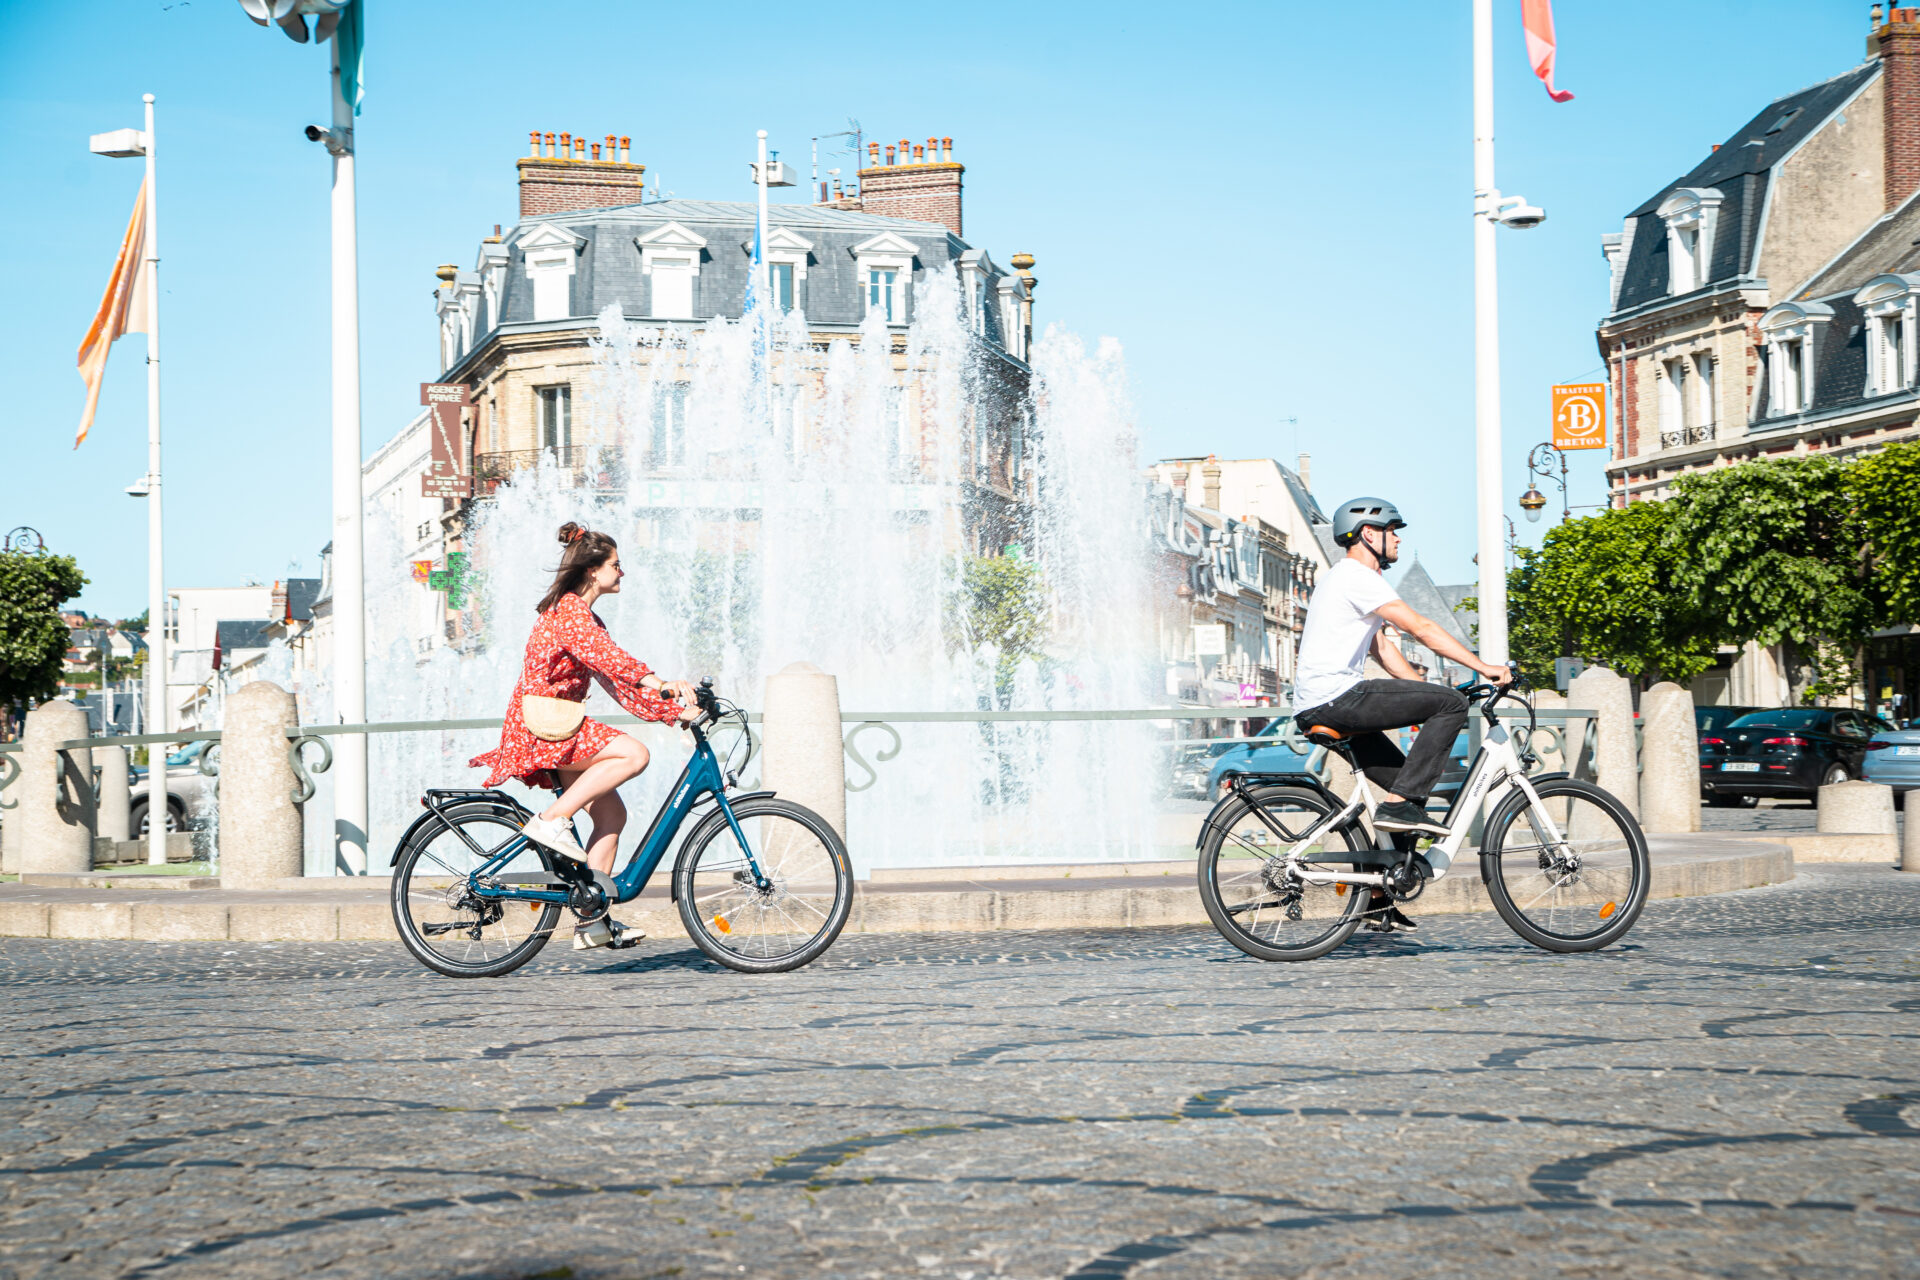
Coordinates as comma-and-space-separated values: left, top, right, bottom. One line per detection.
142, 92, 170, 866
328, 40, 369, 874
1472, 0, 1510, 665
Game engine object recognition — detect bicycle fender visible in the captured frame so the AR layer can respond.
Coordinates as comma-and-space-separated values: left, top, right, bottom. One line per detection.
1476, 777, 1571, 884
667, 804, 740, 903
388, 794, 531, 867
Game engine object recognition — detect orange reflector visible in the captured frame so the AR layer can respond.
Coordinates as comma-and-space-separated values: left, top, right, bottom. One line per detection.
1334, 884, 1348, 897
713, 914, 732, 934
1599, 901, 1618, 920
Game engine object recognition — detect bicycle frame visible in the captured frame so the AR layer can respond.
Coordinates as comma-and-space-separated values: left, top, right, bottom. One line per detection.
1268, 723, 1557, 889
457, 728, 766, 909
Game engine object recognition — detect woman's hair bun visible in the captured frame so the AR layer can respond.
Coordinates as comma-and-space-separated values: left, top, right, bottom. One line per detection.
557, 521, 584, 546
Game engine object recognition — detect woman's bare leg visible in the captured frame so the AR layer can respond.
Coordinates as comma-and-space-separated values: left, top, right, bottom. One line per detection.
568, 789, 626, 874
539, 735, 649, 841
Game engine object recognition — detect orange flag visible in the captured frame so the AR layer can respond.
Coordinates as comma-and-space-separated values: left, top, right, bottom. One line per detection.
1522, 0, 1575, 103
74, 178, 151, 449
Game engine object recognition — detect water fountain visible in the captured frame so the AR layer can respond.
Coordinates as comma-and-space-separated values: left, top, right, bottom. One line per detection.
302, 268, 1163, 875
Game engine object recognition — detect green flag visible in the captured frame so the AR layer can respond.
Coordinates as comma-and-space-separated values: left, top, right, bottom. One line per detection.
336, 0, 364, 116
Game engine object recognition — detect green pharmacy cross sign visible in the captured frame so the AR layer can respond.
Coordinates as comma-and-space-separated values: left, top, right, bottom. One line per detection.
422, 551, 471, 610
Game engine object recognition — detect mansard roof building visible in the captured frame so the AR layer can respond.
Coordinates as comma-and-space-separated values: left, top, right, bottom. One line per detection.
1598, 10, 1920, 502
423, 131, 1035, 558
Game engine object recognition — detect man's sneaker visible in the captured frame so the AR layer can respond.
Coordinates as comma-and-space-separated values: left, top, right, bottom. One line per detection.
1364, 899, 1420, 933
521, 815, 587, 862
572, 918, 613, 950
1371, 800, 1448, 836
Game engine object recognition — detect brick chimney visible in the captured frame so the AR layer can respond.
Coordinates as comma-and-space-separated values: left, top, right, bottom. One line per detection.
855, 133, 964, 235
1201, 455, 1222, 511
516, 129, 646, 218
1878, 8, 1920, 210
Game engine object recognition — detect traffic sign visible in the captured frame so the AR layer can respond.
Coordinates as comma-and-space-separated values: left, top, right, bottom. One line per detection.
1551, 383, 1607, 450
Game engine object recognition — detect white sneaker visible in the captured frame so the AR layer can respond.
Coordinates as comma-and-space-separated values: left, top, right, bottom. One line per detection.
572, 919, 613, 950
521, 815, 587, 862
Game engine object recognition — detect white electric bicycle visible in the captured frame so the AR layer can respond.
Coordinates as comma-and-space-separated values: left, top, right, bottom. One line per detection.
1197, 681, 1650, 962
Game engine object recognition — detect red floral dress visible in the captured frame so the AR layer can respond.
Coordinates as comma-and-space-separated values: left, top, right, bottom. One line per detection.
470, 592, 682, 789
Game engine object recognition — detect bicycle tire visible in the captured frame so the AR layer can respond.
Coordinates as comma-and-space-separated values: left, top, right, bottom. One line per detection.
1197, 784, 1370, 962
1480, 777, 1649, 953
673, 797, 854, 973
390, 798, 564, 979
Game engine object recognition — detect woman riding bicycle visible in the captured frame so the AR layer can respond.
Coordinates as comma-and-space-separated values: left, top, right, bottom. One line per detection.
468, 522, 699, 949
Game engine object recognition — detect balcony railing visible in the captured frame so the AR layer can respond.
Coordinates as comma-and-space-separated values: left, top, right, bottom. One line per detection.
1659, 424, 1716, 450
473, 446, 627, 494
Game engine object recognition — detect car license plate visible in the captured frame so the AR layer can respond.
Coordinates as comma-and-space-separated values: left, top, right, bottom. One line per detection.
1899, 745, 1920, 757
1722, 762, 1761, 772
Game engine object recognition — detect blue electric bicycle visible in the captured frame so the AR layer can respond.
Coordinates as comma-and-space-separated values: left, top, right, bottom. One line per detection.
388, 681, 854, 977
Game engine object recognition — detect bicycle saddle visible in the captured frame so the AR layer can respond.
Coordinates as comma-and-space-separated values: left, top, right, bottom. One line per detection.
1300, 725, 1349, 748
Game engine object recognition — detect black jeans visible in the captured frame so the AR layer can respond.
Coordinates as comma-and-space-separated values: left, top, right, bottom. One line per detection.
1295, 679, 1469, 804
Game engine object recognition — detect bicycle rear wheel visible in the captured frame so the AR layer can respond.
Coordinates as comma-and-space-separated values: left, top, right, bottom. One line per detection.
1481, 777, 1649, 953
390, 799, 564, 978
673, 797, 853, 973
1198, 784, 1370, 962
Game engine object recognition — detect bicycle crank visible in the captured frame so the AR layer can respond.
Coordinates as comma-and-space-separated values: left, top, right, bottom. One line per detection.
1383, 852, 1433, 902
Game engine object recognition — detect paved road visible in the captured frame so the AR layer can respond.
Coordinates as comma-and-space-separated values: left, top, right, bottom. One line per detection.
1, 866, 1916, 1280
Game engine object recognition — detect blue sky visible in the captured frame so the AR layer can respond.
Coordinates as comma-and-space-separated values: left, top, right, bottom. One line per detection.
0, 0, 1873, 618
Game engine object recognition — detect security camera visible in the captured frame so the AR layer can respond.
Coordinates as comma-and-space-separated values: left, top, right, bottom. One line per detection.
125, 475, 150, 498
303, 123, 350, 156
1496, 196, 1547, 229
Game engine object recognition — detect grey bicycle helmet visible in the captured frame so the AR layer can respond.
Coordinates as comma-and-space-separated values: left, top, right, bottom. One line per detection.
1332, 496, 1408, 546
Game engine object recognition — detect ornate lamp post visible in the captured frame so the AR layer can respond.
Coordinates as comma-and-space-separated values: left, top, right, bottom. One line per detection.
1518, 442, 1571, 524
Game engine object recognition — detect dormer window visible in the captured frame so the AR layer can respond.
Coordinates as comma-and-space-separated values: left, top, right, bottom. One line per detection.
636, 222, 709, 321
853, 232, 917, 327
760, 227, 813, 316
1853, 272, 1920, 395
996, 276, 1025, 360
958, 248, 994, 336
1759, 301, 1833, 417
1656, 187, 1723, 296
516, 223, 586, 323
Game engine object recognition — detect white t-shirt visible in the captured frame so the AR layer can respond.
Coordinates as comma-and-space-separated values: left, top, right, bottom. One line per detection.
1292, 559, 1402, 712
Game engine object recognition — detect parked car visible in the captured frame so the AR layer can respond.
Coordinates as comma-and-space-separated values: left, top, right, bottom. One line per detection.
1205, 716, 1309, 800
1699, 707, 1895, 806
1696, 705, 1761, 734
1863, 724, 1920, 809
128, 739, 217, 835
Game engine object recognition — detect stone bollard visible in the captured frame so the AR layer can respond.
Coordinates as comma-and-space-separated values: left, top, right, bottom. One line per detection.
1568, 667, 1639, 819
96, 745, 132, 845
1816, 780, 1896, 835
15, 700, 94, 874
1902, 800, 1919, 872
219, 681, 303, 888
1638, 682, 1700, 833
760, 662, 847, 840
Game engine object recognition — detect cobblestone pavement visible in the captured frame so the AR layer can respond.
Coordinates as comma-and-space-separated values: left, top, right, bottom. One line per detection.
1, 866, 1916, 1280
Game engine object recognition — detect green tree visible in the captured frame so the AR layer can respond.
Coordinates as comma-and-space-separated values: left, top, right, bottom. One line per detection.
1666, 455, 1878, 701
945, 554, 1048, 705
1850, 438, 1920, 625
0, 550, 88, 714
1502, 501, 1717, 688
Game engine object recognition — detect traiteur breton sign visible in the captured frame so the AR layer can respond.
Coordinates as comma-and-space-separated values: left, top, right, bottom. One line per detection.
1551, 383, 1607, 451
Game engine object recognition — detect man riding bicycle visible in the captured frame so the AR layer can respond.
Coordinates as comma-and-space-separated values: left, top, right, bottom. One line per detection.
1292, 497, 1511, 866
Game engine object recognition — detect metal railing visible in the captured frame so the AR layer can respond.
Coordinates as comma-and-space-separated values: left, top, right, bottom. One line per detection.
0, 703, 1603, 824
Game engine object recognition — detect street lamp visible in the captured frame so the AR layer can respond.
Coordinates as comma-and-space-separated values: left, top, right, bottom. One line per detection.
235, 0, 369, 873
89, 96, 167, 866
1472, 0, 1549, 668
1519, 442, 1570, 523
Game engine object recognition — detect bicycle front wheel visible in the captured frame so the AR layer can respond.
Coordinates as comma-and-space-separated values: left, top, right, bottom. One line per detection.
391, 799, 564, 979
1481, 778, 1650, 953
1198, 784, 1370, 962
674, 797, 854, 973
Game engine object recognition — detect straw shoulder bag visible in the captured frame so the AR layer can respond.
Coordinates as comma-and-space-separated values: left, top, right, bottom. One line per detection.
521, 694, 585, 743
